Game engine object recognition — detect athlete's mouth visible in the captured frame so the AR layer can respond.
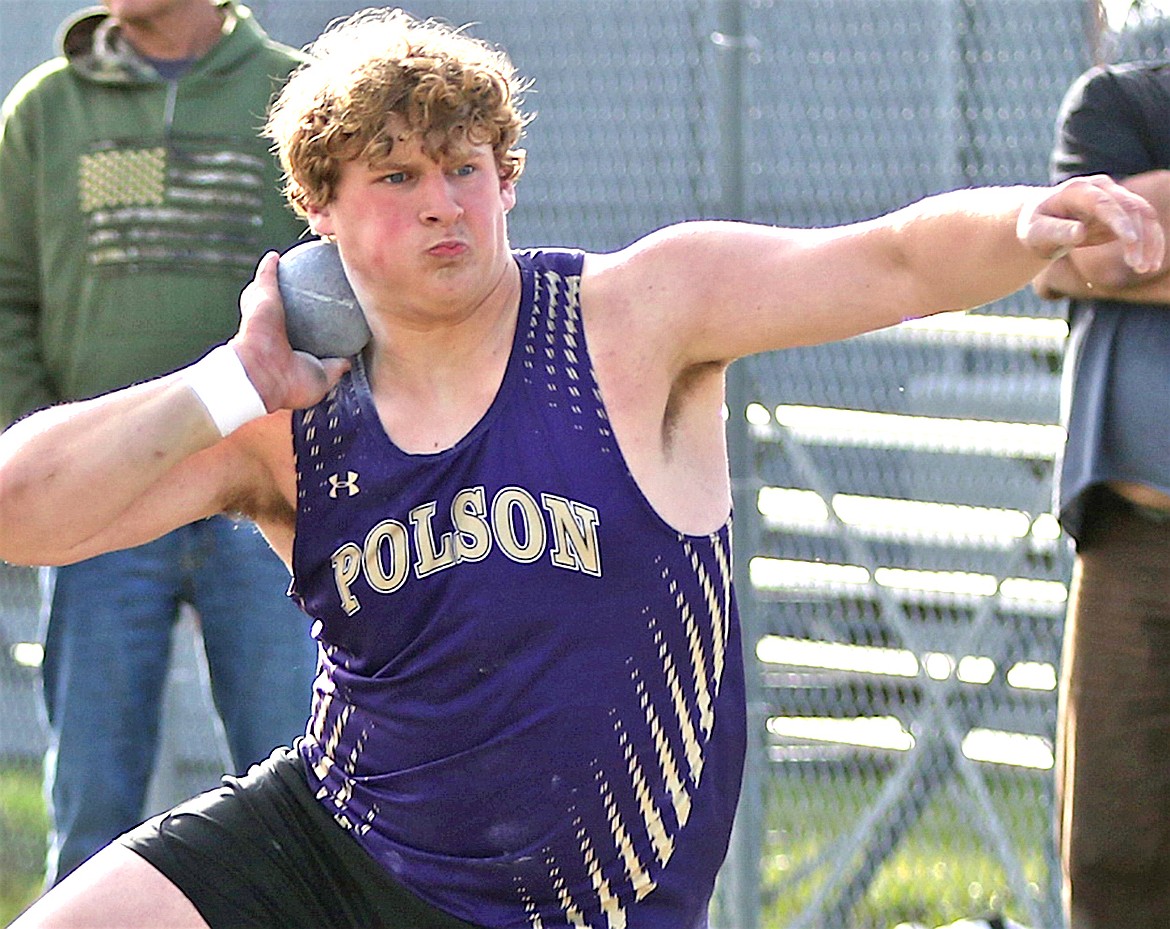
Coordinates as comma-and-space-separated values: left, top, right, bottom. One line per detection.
427, 240, 467, 258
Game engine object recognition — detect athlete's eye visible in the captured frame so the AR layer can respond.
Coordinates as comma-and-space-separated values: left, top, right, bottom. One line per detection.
383, 171, 409, 185
453, 164, 476, 177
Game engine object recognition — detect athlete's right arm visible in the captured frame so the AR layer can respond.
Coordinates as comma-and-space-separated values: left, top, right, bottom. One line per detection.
0, 253, 348, 567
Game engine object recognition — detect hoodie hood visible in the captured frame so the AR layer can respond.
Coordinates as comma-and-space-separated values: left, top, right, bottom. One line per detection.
59, 1, 252, 85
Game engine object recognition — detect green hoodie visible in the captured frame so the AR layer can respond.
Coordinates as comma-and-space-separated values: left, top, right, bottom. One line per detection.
0, 2, 306, 427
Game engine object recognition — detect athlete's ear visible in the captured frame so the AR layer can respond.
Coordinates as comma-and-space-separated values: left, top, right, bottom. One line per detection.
500, 178, 516, 214
306, 201, 334, 237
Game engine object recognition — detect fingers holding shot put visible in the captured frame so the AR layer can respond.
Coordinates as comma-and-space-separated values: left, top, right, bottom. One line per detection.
230, 251, 353, 416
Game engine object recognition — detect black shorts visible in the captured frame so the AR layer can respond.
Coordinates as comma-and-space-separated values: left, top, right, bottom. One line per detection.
118, 745, 481, 929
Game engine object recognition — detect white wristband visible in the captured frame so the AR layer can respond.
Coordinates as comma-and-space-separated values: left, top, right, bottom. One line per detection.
184, 345, 268, 437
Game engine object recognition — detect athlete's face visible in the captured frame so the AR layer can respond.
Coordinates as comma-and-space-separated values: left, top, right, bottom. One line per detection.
307, 129, 517, 327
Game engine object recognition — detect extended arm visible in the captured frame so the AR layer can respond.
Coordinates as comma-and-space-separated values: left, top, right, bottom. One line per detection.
587, 175, 1162, 368
0, 254, 348, 567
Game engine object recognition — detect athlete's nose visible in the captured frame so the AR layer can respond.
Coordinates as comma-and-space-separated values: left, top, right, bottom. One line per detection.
418, 173, 463, 226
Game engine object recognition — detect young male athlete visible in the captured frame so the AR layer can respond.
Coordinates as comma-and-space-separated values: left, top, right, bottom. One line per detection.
0, 9, 1163, 929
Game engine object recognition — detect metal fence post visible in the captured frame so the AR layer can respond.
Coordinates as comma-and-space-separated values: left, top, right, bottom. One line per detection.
711, 1, 765, 926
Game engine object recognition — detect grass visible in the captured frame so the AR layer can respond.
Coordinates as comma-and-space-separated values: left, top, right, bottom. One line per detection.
759, 761, 1056, 928
0, 763, 45, 926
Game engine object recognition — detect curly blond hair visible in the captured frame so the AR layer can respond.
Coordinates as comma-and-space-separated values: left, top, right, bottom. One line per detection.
265, 8, 531, 216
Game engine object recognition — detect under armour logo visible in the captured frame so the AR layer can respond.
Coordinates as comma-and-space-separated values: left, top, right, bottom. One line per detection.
328, 471, 360, 498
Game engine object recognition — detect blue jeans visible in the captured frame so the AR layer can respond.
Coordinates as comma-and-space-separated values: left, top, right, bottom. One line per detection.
39, 516, 317, 885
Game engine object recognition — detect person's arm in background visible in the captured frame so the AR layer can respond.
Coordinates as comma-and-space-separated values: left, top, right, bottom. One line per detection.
1035, 169, 1170, 301
0, 79, 56, 429
1033, 66, 1170, 305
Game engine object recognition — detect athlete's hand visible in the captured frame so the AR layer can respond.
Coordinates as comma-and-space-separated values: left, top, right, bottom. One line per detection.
1018, 174, 1164, 273
231, 252, 352, 412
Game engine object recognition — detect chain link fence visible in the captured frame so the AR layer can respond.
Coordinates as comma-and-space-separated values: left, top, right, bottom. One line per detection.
1, 0, 1164, 925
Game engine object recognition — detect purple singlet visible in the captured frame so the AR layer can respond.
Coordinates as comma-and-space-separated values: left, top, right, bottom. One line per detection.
290, 249, 745, 928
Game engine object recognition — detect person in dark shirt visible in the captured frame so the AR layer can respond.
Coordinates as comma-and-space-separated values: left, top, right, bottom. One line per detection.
1033, 60, 1170, 929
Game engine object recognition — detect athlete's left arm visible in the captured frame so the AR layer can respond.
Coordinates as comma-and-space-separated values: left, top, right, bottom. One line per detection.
588, 176, 1160, 369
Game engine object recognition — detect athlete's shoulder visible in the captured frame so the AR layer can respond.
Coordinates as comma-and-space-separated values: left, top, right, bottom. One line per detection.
514, 246, 587, 278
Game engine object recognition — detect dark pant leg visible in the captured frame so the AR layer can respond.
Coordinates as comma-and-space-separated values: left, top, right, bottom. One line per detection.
1058, 493, 1170, 928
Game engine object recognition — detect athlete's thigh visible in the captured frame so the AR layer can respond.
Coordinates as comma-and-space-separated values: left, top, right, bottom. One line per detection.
10, 843, 206, 929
